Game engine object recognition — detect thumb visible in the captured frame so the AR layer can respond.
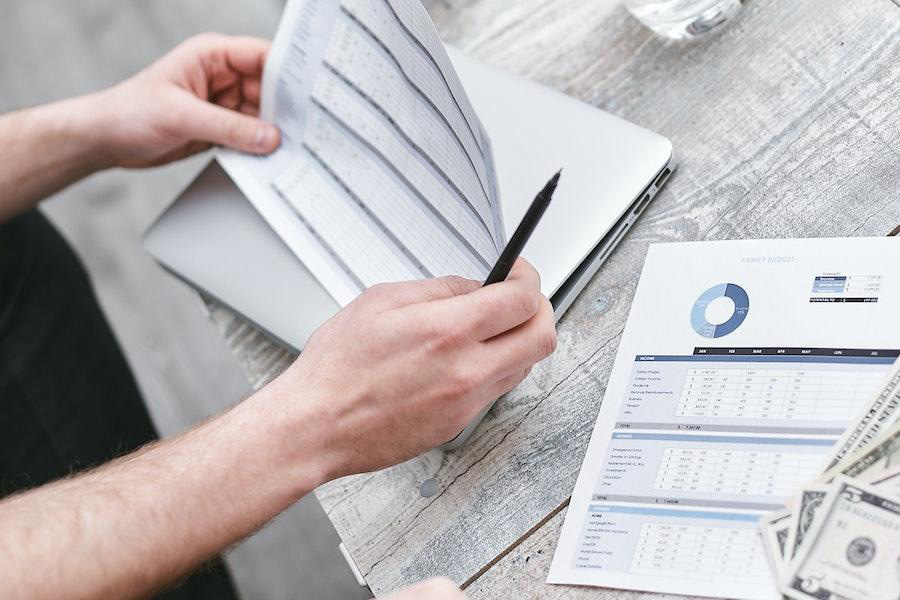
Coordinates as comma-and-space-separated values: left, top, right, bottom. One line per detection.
182, 97, 280, 154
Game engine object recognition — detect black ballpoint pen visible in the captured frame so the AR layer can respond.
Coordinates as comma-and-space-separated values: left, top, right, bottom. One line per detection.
483, 169, 561, 286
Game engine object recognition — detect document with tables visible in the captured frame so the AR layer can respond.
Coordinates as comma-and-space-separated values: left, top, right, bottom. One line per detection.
548, 237, 900, 600
218, 0, 504, 306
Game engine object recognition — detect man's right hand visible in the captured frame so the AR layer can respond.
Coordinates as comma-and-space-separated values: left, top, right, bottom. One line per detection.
269, 258, 557, 484
0, 238, 550, 600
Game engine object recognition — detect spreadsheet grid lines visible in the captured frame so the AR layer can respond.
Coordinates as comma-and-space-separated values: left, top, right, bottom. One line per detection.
382, 0, 491, 157
675, 366, 885, 422
382, 0, 505, 241
298, 107, 484, 279
302, 142, 435, 279
269, 183, 367, 292
276, 152, 422, 287
323, 19, 495, 240
308, 76, 494, 267
317, 57, 494, 258
339, 1, 494, 220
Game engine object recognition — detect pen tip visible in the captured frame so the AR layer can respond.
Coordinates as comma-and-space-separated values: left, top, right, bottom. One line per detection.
539, 169, 562, 198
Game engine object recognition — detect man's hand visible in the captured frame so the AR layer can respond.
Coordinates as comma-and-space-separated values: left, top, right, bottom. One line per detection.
0, 33, 281, 221
92, 33, 280, 167
0, 260, 555, 599
270, 258, 557, 482
383, 578, 464, 600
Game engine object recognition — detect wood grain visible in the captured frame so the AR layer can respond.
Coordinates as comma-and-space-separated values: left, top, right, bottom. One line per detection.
213, 0, 900, 596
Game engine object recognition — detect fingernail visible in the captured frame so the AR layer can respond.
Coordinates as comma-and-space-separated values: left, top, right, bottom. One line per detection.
254, 125, 278, 149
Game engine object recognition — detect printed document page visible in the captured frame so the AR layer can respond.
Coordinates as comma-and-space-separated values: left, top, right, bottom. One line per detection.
548, 237, 900, 600
218, 0, 504, 306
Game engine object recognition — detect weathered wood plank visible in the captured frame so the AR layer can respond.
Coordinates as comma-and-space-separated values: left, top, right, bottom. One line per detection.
214, 0, 900, 596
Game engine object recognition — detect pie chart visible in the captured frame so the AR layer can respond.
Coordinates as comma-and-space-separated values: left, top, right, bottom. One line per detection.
690, 283, 750, 338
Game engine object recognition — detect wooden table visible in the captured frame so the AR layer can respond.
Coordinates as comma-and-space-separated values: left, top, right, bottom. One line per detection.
209, 0, 900, 597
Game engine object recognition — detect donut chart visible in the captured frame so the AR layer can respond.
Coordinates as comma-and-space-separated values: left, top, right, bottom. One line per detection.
691, 283, 750, 338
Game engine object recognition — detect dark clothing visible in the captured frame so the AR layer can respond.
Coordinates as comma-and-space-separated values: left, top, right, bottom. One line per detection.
0, 209, 237, 600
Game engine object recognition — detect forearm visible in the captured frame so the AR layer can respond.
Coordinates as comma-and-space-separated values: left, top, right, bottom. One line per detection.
0, 94, 110, 223
0, 382, 329, 600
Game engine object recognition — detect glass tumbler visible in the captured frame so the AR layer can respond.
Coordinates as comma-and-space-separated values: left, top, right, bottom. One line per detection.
624, 0, 742, 39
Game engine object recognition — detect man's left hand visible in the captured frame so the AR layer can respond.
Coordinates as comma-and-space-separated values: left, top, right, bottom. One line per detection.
91, 33, 281, 168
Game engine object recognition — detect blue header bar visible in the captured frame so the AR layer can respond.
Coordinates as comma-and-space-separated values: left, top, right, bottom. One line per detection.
635, 354, 895, 365
588, 505, 760, 522
611, 432, 835, 446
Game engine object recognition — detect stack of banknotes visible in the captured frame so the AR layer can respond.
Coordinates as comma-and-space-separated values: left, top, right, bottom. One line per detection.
760, 359, 900, 599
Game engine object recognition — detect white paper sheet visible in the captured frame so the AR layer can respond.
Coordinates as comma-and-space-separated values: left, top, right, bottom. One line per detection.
218, 0, 504, 306
548, 237, 900, 600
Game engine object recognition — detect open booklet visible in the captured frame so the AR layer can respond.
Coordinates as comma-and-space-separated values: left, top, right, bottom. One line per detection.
218, 0, 507, 306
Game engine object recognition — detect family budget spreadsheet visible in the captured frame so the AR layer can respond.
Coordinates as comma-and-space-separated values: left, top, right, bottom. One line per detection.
548, 237, 900, 600
218, 0, 505, 306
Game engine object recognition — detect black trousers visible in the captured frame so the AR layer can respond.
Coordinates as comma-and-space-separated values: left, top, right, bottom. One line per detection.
0, 210, 237, 600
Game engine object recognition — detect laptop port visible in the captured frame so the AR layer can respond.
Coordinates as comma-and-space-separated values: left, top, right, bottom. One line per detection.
633, 193, 651, 216
654, 167, 671, 189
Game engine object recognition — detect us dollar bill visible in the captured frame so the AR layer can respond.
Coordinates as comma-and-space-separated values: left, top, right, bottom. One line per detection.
822, 359, 900, 473
783, 485, 829, 563
866, 462, 900, 495
782, 476, 900, 600
760, 508, 794, 579
821, 418, 900, 484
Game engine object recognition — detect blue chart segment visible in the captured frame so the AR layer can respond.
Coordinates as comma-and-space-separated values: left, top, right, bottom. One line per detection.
691, 283, 750, 338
